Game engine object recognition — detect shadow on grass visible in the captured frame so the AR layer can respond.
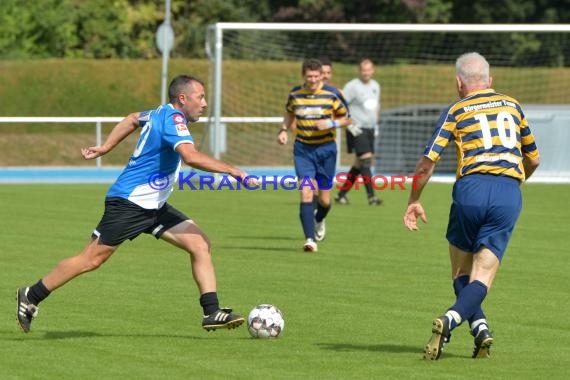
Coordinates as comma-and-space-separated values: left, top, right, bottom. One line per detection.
317, 342, 462, 358
220, 236, 308, 252
2, 330, 207, 341
218, 245, 296, 252
227, 235, 298, 241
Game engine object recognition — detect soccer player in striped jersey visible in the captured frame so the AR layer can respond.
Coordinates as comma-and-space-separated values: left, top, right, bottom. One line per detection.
17, 75, 255, 333
278, 58, 351, 252
403, 52, 540, 360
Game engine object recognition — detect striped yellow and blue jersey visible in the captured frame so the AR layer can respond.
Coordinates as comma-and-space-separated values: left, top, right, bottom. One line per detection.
424, 89, 539, 181
285, 82, 349, 145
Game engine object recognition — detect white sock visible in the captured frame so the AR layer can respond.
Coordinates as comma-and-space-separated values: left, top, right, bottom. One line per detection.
471, 318, 488, 335
445, 310, 462, 328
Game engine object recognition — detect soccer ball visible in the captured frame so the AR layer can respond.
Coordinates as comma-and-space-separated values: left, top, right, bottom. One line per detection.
247, 304, 285, 338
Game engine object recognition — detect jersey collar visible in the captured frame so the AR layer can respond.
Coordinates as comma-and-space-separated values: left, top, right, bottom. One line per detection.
466, 88, 495, 97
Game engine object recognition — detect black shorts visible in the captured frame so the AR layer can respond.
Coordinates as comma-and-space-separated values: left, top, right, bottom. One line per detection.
346, 128, 375, 156
92, 197, 190, 246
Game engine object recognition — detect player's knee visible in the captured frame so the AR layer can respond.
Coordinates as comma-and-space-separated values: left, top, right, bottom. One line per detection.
300, 187, 315, 202
82, 246, 115, 272
204, 237, 212, 254
84, 255, 109, 272
85, 260, 102, 272
191, 236, 212, 257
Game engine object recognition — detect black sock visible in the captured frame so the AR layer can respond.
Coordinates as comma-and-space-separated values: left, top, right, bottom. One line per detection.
312, 194, 319, 210
27, 279, 51, 305
315, 202, 331, 223
339, 166, 360, 197
200, 292, 219, 316
360, 171, 375, 198
359, 158, 375, 198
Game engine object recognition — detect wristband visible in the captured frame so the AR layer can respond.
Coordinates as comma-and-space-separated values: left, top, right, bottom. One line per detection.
278, 128, 287, 134
326, 120, 340, 129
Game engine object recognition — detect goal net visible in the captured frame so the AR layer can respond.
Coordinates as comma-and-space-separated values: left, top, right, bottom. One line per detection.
205, 23, 570, 182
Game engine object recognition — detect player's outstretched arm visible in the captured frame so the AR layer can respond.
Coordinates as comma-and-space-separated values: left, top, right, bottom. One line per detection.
176, 143, 256, 186
404, 202, 427, 231
403, 156, 435, 231
81, 113, 140, 160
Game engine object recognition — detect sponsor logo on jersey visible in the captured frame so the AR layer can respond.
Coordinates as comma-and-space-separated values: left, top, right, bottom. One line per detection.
299, 106, 323, 118
173, 114, 185, 124
176, 123, 190, 136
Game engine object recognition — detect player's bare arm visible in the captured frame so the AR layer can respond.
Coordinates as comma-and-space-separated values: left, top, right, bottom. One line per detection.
81, 112, 140, 160
522, 156, 540, 180
403, 156, 435, 231
176, 143, 256, 186
278, 111, 295, 145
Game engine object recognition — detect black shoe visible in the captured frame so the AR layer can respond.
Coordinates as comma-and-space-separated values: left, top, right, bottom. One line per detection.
334, 194, 349, 205
472, 329, 494, 358
368, 196, 383, 206
423, 315, 451, 360
202, 308, 245, 331
16, 287, 38, 333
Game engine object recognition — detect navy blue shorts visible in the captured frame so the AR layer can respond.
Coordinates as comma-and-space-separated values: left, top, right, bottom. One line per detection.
446, 174, 522, 261
293, 141, 337, 190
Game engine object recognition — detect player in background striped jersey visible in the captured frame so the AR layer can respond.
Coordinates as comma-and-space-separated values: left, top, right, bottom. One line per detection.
278, 58, 351, 252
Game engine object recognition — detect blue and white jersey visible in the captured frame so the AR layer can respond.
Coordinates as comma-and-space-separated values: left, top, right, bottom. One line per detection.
107, 104, 194, 209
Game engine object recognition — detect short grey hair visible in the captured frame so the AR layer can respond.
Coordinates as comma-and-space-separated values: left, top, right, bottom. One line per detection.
455, 52, 490, 87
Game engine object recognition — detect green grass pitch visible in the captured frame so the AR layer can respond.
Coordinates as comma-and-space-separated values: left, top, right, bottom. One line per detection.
0, 183, 569, 379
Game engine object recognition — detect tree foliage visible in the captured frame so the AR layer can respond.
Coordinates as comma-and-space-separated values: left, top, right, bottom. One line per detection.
0, 0, 568, 64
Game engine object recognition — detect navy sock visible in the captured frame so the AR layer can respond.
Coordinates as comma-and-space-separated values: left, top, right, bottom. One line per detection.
200, 292, 219, 316
452, 275, 470, 297
454, 275, 487, 329
448, 280, 488, 330
338, 166, 360, 197
300, 202, 315, 239
315, 202, 331, 223
27, 279, 51, 305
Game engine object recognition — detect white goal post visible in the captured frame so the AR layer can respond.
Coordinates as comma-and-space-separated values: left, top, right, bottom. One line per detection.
205, 23, 570, 182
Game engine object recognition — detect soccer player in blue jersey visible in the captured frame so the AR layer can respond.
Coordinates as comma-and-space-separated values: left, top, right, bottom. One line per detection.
278, 58, 351, 252
17, 75, 254, 333
403, 52, 540, 360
